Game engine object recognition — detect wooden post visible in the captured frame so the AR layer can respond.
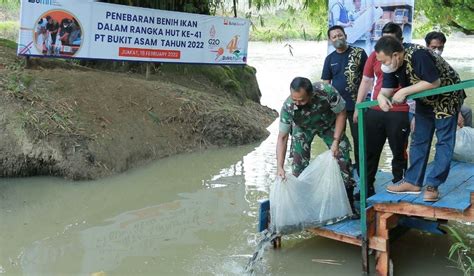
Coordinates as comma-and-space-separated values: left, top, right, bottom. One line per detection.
25, 56, 31, 68
146, 63, 151, 80
375, 212, 398, 276
357, 106, 369, 274
272, 236, 281, 249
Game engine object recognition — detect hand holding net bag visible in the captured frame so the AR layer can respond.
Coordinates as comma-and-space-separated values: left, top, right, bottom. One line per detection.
270, 150, 353, 235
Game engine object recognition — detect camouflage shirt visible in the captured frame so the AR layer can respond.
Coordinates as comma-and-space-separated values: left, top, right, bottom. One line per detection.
279, 82, 346, 133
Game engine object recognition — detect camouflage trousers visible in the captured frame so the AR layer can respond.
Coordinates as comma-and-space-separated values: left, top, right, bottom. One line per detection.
290, 127, 355, 188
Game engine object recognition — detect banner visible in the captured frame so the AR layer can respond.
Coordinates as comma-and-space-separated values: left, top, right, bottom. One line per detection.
18, 0, 250, 64
327, 0, 414, 54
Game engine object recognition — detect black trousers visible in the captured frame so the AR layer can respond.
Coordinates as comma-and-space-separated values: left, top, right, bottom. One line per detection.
346, 111, 359, 174
366, 109, 410, 191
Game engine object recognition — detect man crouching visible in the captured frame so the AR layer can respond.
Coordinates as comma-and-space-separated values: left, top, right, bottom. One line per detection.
276, 77, 357, 215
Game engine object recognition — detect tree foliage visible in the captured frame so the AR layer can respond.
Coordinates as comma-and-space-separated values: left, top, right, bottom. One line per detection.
248, 0, 473, 35
1, 0, 472, 35
415, 0, 473, 35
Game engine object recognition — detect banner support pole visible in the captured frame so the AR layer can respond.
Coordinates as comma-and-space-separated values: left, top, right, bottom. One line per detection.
233, 0, 237, 17
146, 63, 151, 80
25, 56, 31, 69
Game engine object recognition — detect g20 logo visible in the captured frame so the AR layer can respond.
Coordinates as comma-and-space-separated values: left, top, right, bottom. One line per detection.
208, 39, 220, 46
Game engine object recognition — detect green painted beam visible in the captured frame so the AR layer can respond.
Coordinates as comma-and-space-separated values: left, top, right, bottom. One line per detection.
356, 79, 474, 110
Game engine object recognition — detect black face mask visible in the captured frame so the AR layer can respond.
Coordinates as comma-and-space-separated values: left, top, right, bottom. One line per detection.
296, 103, 309, 109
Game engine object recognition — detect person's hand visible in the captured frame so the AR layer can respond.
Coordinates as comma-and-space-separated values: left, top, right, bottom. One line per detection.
331, 140, 341, 158
458, 113, 464, 128
410, 117, 416, 132
277, 167, 286, 180
392, 89, 407, 104
353, 109, 358, 124
377, 94, 392, 112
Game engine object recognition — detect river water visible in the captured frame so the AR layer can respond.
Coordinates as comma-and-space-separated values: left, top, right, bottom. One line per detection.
0, 39, 473, 275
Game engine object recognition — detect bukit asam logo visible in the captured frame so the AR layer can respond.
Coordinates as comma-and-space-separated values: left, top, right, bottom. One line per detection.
223, 19, 246, 26
211, 35, 246, 63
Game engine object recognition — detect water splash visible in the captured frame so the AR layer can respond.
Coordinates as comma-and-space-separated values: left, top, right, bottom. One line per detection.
244, 230, 279, 274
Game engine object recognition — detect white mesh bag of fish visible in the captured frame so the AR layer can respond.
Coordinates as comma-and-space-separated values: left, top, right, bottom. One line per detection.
270, 150, 353, 235
453, 127, 474, 163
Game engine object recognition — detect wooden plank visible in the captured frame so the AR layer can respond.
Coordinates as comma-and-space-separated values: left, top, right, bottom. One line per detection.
373, 202, 474, 222
322, 220, 350, 232
381, 213, 399, 230
369, 236, 387, 252
467, 184, 474, 192
310, 228, 386, 252
309, 228, 362, 247
398, 217, 446, 235
453, 161, 474, 174
376, 251, 390, 276
369, 161, 474, 207
258, 199, 270, 232
368, 191, 410, 204
409, 165, 470, 206
334, 219, 361, 238
377, 213, 398, 239
404, 161, 465, 205
367, 207, 377, 243
375, 211, 394, 276
432, 177, 474, 211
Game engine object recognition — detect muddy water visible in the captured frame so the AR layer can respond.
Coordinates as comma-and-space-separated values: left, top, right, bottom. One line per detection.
1, 39, 473, 275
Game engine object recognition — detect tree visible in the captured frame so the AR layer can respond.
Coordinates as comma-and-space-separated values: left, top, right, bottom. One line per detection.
248, 0, 473, 35
416, 0, 473, 35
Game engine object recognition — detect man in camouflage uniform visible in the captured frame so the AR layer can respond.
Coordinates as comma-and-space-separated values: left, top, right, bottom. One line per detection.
276, 77, 356, 213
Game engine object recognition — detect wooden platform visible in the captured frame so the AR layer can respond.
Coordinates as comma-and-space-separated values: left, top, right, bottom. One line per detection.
259, 160, 474, 275
369, 161, 474, 214
309, 160, 474, 275
315, 161, 473, 235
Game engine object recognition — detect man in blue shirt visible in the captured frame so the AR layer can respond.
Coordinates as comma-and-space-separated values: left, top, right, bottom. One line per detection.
375, 36, 465, 202
425, 31, 472, 128
322, 25, 367, 173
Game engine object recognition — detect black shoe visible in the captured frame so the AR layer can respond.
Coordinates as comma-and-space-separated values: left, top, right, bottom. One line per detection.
353, 189, 375, 202
350, 213, 360, 220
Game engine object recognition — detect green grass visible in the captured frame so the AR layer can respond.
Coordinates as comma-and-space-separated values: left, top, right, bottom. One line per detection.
0, 37, 17, 49
249, 10, 324, 41
0, 21, 19, 42
447, 226, 474, 276
0, 0, 20, 40
0, 0, 21, 9
249, 9, 445, 41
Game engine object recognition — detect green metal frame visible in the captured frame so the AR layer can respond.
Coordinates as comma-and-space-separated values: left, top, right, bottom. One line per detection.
355, 79, 474, 274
